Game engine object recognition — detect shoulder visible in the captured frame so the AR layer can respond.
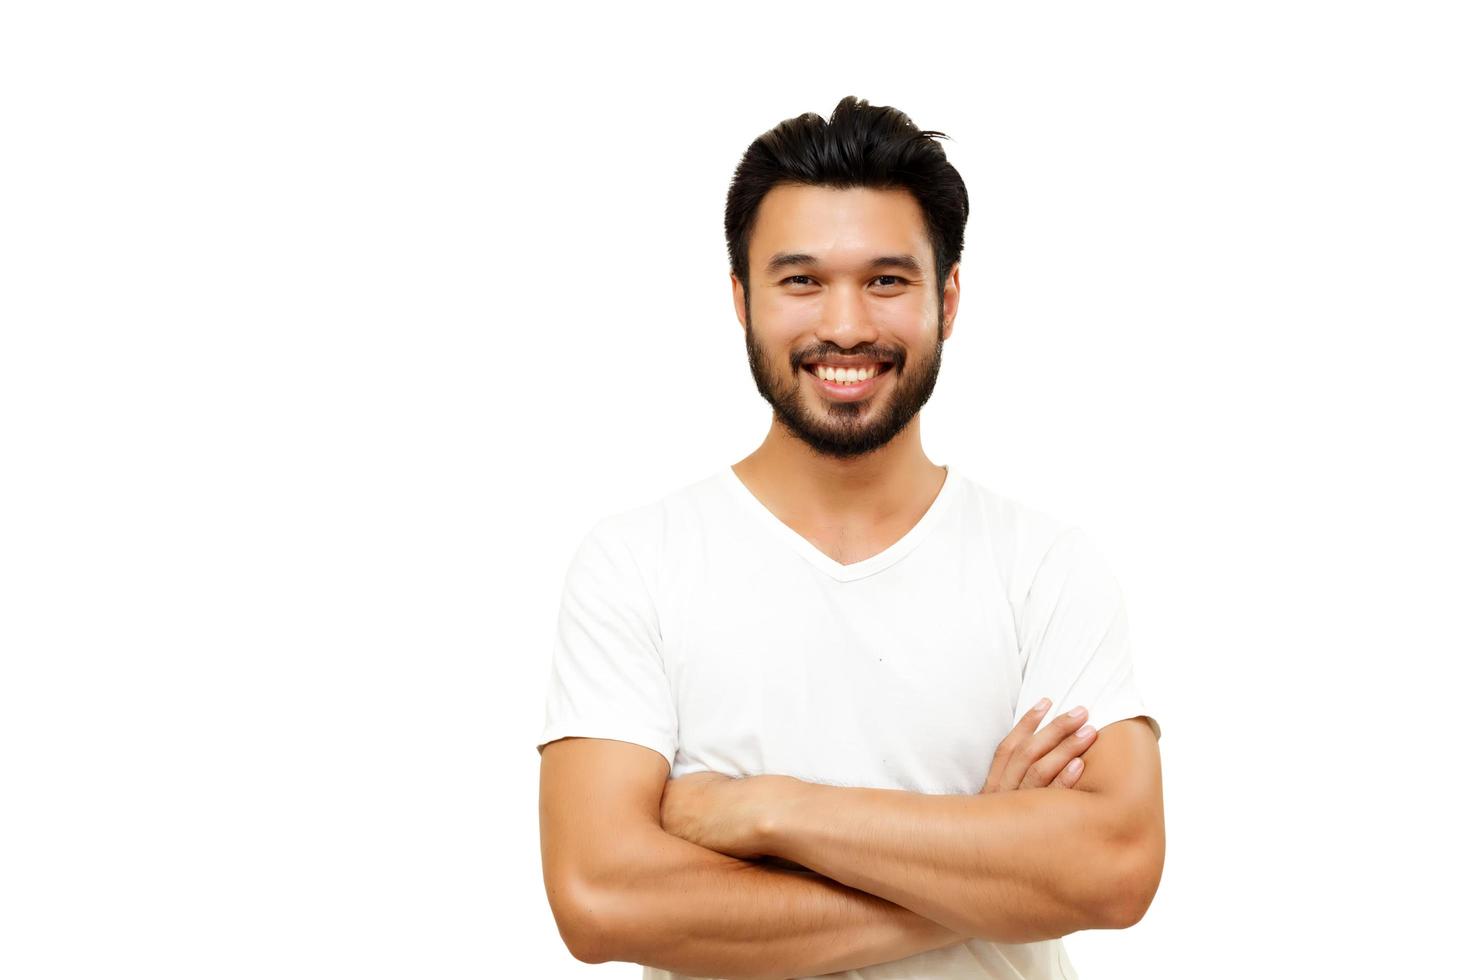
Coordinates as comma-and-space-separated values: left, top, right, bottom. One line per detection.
948, 470, 1077, 577
945, 472, 1129, 621
570, 471, 726, 587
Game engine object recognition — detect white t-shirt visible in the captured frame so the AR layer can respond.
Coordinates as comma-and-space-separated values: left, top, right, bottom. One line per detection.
537, 464, 1161, 980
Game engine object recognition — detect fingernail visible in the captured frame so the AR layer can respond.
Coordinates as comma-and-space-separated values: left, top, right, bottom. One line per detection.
1033, 698, 1050, 712
1066, 759, 1082, 774
1068, 706, 1086, 718
1076, 725, 1095, 739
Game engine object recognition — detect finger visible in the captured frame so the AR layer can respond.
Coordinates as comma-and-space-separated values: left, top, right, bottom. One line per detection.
982, 698, 1051, 793
1003, 705, 1090, 789
982, 698, 1049, 793
1020, 721, 1098, 790
1048, 757, 1084, 789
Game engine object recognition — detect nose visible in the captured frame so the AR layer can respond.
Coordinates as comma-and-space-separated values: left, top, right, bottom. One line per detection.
814, 280, 878, 350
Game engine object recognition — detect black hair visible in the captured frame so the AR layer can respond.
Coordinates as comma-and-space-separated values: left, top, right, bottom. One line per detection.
723, 95, 969, 309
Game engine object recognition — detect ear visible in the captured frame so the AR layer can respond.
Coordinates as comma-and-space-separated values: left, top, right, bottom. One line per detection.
941, 263, 960, 341
730, 272, 748, 332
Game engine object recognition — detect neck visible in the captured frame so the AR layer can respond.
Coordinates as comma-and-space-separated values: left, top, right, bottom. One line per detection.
733, 416, 944, 523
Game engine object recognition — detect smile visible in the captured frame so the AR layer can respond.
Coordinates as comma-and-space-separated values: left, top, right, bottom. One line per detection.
802, 362, 893, 400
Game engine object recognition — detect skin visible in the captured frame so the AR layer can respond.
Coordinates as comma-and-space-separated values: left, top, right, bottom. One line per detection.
729, 182, 960, 566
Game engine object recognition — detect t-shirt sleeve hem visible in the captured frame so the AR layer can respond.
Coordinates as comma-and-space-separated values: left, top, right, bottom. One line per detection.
536, 722, 677, 772
1088, 705, 1162, 742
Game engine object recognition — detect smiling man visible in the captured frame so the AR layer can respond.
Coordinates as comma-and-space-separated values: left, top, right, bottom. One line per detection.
537, 96, 1164, 980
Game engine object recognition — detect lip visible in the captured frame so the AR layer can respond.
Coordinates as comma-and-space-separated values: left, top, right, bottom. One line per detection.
802, 363, 893, 401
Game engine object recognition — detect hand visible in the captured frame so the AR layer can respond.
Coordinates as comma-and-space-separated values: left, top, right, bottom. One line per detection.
980, 700, 1096, 793
660, 770, 785, 860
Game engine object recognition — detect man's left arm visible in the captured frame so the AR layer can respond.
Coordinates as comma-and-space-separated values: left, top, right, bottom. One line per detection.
753, 716, 1164, 944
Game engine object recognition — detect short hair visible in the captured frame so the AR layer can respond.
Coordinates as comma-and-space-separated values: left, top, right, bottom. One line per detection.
724, 95, 970, 307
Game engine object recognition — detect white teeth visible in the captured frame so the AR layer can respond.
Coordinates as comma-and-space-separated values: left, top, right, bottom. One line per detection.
814, 364, 881, 383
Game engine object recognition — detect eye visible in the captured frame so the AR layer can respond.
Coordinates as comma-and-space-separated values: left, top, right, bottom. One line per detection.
873, 275, 906, 287
781, 275, 815, 286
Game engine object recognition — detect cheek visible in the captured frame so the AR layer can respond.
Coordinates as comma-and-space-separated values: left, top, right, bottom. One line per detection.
873, 296, 933, 329
761, 302, 823, 338
754, 326, 812, 364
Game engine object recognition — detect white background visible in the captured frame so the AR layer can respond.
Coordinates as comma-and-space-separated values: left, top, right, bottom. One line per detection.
3, 2, 1467, 977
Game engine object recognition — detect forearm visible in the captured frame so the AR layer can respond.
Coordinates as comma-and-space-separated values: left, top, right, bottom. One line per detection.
588, 825, 968, 980
762, 781, 1133, 944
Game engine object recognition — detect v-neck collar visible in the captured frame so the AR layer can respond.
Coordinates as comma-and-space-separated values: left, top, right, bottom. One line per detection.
720, 464, 958, 583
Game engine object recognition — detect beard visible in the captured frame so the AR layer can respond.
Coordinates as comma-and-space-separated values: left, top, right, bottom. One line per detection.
743, 305, 944, 461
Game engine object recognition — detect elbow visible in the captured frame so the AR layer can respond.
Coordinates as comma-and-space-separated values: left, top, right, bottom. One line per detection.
552, 879, 780, 980
1102, 832, 1165, 929
547, 876, 615, 965
566, 921, 611, 967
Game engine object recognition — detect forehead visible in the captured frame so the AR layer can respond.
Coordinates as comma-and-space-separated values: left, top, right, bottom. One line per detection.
749, 183, 933, 272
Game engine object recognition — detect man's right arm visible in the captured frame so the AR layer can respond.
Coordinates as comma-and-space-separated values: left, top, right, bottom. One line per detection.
539, 736, 967, 980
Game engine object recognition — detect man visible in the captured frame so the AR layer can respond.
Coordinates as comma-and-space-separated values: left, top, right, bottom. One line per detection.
537, 95, 1164, 980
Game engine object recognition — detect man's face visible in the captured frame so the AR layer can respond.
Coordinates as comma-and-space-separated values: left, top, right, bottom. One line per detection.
734, 183, 958, 460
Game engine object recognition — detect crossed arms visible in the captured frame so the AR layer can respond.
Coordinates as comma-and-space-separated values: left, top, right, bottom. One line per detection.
539, 712, 1164, 979
756, 717, 1163, 942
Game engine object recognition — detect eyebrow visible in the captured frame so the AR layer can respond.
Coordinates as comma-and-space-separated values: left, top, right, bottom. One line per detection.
763, 252, 925, 277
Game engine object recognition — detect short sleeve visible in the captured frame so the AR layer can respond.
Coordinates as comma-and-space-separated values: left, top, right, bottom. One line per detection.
1012, 526, 1162, 742
535, 517, 679, 772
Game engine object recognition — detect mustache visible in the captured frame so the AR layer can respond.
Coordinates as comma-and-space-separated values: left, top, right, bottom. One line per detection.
792, 349, 905, 370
